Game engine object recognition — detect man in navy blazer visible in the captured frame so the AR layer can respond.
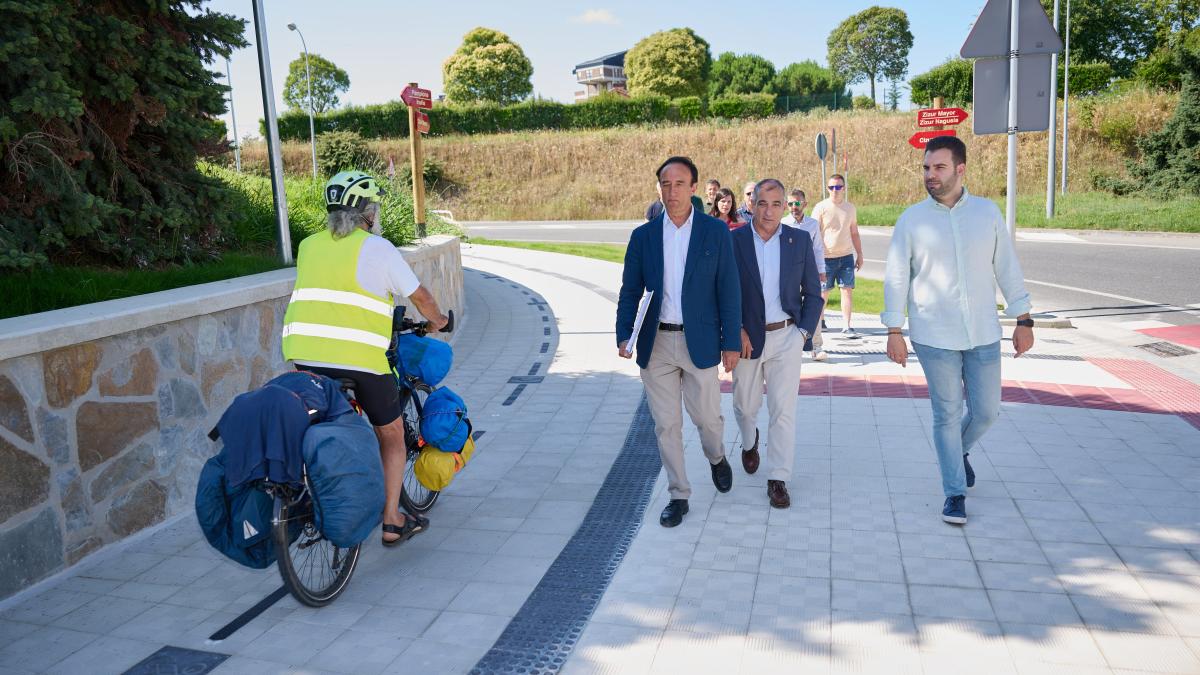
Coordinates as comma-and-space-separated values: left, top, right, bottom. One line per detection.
616, 156, 742, 528
731, 179, 823, 509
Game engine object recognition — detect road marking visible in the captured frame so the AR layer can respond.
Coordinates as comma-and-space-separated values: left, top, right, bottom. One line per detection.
863, 258, 1200, 318
1018, 232, 1084, 242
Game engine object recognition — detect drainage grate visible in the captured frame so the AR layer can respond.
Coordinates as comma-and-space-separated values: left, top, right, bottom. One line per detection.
471, 396, 660, 675
508, 376, 545, 384
1136, 341, 1197, 358
123, 646, 228, 675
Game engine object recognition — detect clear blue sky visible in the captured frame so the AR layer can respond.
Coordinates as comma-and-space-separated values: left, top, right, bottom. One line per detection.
208, 0, 990, 140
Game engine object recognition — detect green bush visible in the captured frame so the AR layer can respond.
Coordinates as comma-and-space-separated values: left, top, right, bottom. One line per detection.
675, 96, 703, 121
1058, 62, 1114, 96
708, 93, 775, 119
397, 157, 447, 190
1098, 113, 1139, 154
909, 59, 973, 106
315, 131, 381, 176
852, 95, 877, 110
567, 93, 672, 128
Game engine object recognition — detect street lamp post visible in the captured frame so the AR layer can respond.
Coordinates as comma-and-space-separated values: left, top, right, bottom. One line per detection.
1061, 0, 1071, 194
287, 23, 318, 179
225, 57, 241, 172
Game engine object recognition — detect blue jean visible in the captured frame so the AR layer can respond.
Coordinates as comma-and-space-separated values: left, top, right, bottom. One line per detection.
913, 341, 1002, 497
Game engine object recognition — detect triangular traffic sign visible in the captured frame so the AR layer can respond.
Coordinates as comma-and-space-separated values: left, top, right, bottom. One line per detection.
961, 0, 1063, 58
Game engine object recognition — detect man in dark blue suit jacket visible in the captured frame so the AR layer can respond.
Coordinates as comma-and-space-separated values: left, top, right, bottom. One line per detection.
730, 179, 824, 509
616, 156, 742, 528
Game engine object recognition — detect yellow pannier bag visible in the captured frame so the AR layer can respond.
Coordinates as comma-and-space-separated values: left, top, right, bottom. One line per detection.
413, 435, 476, 491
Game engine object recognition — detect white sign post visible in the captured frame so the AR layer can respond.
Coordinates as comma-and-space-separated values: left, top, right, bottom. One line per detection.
961, 0, 1062, 239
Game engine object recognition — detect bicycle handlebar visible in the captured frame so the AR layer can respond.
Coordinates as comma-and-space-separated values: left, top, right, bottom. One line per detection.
393, 308, 455, 337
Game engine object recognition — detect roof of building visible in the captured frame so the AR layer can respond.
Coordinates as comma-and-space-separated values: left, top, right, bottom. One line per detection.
572, 50, 627, 73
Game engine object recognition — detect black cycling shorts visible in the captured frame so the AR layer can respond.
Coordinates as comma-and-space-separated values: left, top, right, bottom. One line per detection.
296, 365, 402, 427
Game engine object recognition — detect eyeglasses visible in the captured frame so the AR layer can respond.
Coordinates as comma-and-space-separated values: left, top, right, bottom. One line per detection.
827, 185, 844, 191
787, 201, 805, 206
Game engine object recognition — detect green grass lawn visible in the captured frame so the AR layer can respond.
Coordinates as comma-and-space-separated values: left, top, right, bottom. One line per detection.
0, 253, 285, 320
469, 237, 888, 316
857, 193, 1200, 233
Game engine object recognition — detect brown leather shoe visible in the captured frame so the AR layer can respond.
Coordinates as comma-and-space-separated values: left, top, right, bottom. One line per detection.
741, 429, 760, 475
767, 480, 791, 509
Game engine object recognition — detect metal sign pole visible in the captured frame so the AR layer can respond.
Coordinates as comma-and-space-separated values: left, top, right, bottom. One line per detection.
1005, 0, 1021, 239
1046, 0, 1060, 217
225, 57, 241, 173
1061, 0, 1071, 194
251, 0, 292, 264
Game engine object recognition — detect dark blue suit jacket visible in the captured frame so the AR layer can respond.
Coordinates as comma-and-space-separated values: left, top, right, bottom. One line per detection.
732, 223, 824, 360
616, 212, 741, 370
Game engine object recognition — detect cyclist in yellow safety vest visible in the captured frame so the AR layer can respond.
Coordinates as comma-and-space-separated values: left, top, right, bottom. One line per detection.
282, 170, 448, 546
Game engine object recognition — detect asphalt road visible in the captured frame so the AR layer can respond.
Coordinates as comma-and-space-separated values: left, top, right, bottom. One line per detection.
463, 220, 1200, 326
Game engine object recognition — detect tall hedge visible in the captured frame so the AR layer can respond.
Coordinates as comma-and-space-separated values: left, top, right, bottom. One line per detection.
910, 59, 973, 106
0, 1, 247, 270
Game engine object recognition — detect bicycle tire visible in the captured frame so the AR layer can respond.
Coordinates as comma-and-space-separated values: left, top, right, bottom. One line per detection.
398, 386, 440, 514
273, 487, 360, 607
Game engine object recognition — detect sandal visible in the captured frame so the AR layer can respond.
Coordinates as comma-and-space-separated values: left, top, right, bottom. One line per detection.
381, 513, 429, 547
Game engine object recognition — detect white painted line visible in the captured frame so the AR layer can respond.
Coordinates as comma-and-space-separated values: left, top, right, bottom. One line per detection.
1017, 232, 1084, 243
1119, 320, 1174, 330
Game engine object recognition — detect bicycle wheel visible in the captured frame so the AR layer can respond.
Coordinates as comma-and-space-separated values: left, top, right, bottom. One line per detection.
398, 386, 440, 514
273, 486, 361, 607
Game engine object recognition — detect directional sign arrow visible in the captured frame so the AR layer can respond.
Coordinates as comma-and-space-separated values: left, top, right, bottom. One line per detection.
917, 107, 969, 127
401, 85, 433, 109
961, 0, 1062, 58
908, 129, 956, 150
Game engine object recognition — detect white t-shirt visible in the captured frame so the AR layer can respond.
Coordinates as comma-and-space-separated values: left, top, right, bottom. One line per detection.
356, 234, 421, 300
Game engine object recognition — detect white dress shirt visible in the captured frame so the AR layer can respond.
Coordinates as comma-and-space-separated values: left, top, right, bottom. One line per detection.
781, 214, 826, 274
752, 225, 790, 324
882, 189, 1033, 350
659, 206, 694, 324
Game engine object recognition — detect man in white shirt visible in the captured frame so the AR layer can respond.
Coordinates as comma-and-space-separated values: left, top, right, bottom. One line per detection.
882, 136, 1034, 526
782, 188, 828, 360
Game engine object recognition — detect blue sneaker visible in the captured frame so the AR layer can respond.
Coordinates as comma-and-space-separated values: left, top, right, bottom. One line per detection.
964, 453, 975, 489
942, 495, 967, 524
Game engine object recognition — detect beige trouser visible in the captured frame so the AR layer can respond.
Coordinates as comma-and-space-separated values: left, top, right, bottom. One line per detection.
811, 319, 824, 351
732, 325, 806, 481
641, 329, 726, 500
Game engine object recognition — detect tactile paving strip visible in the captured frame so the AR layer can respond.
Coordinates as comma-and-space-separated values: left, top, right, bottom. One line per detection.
470, 396, 660, 675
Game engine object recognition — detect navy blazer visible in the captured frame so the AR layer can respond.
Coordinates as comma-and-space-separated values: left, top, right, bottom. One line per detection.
732, 223, 824, 360
616, 211, 742, 370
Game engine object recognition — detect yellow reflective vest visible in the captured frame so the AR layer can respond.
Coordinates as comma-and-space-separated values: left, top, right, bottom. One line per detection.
282, 229, 394, 374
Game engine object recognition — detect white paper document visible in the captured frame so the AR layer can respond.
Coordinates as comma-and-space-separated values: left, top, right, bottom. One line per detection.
622, 290, 654, 357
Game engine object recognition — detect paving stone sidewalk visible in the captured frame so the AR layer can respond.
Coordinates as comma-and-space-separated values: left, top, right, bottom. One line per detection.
0, 244, 1196, 675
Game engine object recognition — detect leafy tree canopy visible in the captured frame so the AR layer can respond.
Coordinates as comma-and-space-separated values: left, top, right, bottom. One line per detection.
909, 58, 972, 106
708, 52, 776, 98
442, 28, 533, 105
282, 53, 350, 114
625, 28, 712, 98
772, 60, 848, 98
827, 6, 913, 103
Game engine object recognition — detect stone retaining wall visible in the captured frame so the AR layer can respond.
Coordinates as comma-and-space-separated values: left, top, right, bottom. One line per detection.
0, 235, 463, 599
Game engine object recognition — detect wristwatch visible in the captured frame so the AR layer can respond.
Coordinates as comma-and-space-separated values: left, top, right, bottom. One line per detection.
798, 327, 810, 341
1016, 318, 1035, 328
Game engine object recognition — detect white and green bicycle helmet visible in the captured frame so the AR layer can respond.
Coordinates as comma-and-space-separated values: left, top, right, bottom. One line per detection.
324, 170, 385, 213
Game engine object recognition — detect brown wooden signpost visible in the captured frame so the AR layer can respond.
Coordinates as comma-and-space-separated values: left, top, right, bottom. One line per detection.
403, 83, 432, 237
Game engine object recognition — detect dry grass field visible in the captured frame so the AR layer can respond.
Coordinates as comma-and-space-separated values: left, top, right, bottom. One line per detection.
237, 89, 1179, 224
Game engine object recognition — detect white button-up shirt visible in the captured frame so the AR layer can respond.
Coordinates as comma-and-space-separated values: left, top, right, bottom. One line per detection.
781, 214, 826, 275
659, 206, 693, 324
752, 224, 790, 324
882, 189, 1032, 350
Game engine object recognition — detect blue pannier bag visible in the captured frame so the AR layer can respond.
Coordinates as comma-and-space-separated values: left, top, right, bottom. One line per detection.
195, 452, 278, 569
420, 387, 470, 453
302, 412, 386, 548
392, 334, 453, 386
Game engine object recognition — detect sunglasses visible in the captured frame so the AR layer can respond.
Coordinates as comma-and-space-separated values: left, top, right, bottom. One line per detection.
827, 185, 845, 191
787, 201, 805, 207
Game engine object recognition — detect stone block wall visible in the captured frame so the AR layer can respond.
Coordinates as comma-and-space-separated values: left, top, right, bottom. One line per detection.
0, 235, 462, 599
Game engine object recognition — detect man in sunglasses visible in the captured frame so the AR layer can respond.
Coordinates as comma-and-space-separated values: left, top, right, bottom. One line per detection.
781, 188, 828, 360
737, 181, 756, 223
882, 136, 1033, 526
811, 174, 864, 337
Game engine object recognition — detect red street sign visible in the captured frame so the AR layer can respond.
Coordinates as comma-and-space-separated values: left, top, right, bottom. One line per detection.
416, 110, 430, 135
916, 107, 969, 127
401, 85, 432, 109
908, 129, 957, 149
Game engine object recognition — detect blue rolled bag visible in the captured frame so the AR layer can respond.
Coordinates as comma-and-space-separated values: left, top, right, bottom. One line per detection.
392, 333, 453, 386
419, 386, 471, 453
196, 371, 384, 566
